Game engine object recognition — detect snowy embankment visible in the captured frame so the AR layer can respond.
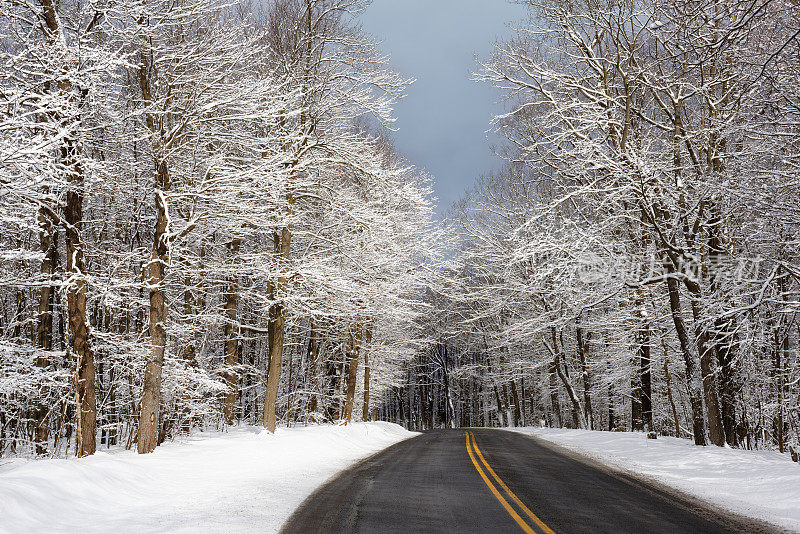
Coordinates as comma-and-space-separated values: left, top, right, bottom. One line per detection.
0, 422, 415, 534
510, 427, 800, 531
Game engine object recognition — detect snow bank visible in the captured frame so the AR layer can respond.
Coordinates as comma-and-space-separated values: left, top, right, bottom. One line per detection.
0, 422, 416, 533
510, 427, 800, 531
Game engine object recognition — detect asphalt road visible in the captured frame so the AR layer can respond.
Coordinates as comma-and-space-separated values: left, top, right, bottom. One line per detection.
280, 429, 779, 534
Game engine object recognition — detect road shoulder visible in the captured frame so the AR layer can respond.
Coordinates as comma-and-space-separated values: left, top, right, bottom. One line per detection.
506, 428, 788, 534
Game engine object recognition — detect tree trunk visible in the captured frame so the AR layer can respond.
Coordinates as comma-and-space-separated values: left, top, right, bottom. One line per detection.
510, 380, 521, 428
689, 296, 725, 446
576, 327, 593, 430
773, 321, 788, 453
548, 361, 561, 428
608, 384, 617, 431
663, 353, 681, 438
500, 383, 512, 427
442, 348, 454, 428
222, 239, 241, 426
323, 351, 340, 422
307, 322, 320, 416
631, 363, 643, 432
665, 274, 707, 445
640, 327, 653, 432
39, 0, 96, 458
362, 349, 370, 422
263, 226, 292, 433
138, 162, 170, 454
493, 384, 505, 427
65, 165, 96, 458
632, 325, 652, 432
715, 317, 738, 447
33, 214, 57, 454
342, 323, 363, 423
708, 215, 738, 446
550, 330, 584, 429
263, 299, 285, 432
361, 326, 373, 422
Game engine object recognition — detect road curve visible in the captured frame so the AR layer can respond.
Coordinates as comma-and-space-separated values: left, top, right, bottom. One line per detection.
280, 429, 779, 534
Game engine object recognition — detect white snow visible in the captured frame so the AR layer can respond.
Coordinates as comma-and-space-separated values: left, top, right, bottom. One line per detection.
0, 422, 416, 534
509, 427, 800, 531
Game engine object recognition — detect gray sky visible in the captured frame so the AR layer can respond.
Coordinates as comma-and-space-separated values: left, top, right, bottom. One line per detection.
360, 0, 527, 218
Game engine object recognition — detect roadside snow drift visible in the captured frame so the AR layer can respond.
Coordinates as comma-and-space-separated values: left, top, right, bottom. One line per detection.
0, 422, 415, 533
510, 427, 800, 531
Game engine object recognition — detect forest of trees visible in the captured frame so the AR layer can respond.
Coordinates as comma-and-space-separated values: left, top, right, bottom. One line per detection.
385, 0, 800, 455
0, 0, 441, 457
2, 0, 799, 461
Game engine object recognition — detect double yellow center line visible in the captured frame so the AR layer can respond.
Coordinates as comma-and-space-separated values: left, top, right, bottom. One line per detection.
464, 431, 556, 534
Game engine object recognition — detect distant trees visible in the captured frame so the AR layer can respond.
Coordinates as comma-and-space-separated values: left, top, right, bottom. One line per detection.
0, 0, 438, 457
386, 0, 800, 455
5, 0, 797, 461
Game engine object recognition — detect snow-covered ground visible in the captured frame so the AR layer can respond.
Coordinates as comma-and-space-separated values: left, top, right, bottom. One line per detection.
0, 422, 416, 534
510, 427, 800, 531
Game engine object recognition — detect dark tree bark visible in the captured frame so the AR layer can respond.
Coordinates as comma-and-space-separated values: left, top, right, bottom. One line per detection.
633, 325, 653, 432
663, 351, 681, 438
689, 295, 725, 446
631, 358, 643, 432
362, 326, 373, 422
548, 361, 561, 428
222, 239, 241, 426
323, 350, 340, 422
65, 168, 96, 458
510, 380, 521, 429
715, 320, 738, 446
576, 327, 593, 430
39, 0, 97, 458
708, 215, 739, 446
138, 162, 170, 454
608, 384, 617, 431
342, 322, 363, 423
550, 329, 583, 429
640, 337, 653, 432
307, 322, 321, 415
665, 273, 707, 445
33, 214, 57, 454
264, 226, 291, 432
501, 383, 513, 427
493, 384, 506, 427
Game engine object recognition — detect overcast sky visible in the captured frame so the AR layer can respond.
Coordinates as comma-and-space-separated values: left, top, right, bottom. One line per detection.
360, 0, 527, 218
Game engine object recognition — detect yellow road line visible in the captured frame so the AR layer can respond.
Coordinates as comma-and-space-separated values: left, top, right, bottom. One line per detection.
469, 432, 556, 534
465, 431, 536, 534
